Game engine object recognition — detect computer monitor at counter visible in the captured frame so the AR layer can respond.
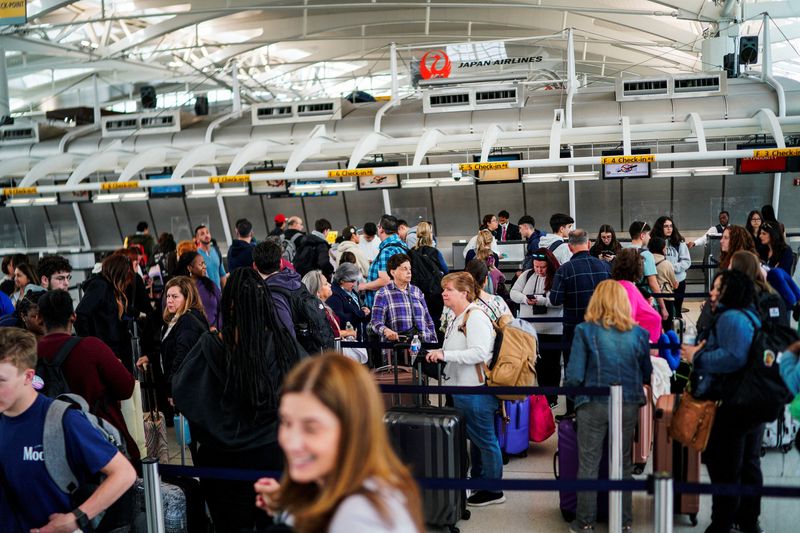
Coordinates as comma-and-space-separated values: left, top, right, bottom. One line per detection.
451, 240, 527, 271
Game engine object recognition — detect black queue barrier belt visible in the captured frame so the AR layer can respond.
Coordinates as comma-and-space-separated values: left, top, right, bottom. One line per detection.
154, 464, 800, 499
377, 384, 608, 396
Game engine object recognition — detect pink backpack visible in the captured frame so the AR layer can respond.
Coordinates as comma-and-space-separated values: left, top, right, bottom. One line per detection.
529, 394, 556, 442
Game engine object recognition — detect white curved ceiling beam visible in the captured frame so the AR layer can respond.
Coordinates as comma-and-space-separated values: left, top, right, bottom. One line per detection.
100, 12, 220, 58
686, 112, 707, 152
0, 157, 36, 177
66, 151, 125, 185
413, 129, 444, 167
285, 125, 332, 174
226, 140, 279, 176
754, 109, 786, 148
347, 132, 391, 170
119, 147, 170, 183
172, 144, 220, 181
480, 124, 503, 163
18, 154, 76, 187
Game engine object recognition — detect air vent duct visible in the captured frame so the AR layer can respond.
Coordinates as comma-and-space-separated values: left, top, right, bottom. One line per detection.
423, 83, 524, 113
101, 110, 182, 137
0, 123, 63, 146
251, 98, 344, 125
616, 72, 726, 101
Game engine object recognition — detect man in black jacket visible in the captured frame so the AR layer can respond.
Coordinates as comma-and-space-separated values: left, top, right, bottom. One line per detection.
227, 219, 256, 272
493, 210, 522, 242
294, 218, 334, 279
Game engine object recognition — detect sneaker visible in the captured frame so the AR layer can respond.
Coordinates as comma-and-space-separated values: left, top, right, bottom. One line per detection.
621, 526, 632, 532
555, 412, 576, 422
466, 490, 506, 507
569, 520, 594, 532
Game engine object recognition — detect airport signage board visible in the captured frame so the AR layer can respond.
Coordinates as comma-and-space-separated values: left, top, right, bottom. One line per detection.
419, 48, 550, 80
0, 1, 26, 26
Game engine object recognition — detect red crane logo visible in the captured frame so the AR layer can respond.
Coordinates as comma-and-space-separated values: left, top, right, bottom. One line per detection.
420, 50, 452, 79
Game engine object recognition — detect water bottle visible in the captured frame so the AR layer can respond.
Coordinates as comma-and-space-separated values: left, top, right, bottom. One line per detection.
683, 323, 697, 346
410, 334, 422, 360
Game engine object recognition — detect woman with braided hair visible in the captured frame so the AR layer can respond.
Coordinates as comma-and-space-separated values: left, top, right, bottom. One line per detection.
172, 267, 307, 530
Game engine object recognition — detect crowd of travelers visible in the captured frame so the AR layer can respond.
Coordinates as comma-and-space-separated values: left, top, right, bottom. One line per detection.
0, 204, 798, 533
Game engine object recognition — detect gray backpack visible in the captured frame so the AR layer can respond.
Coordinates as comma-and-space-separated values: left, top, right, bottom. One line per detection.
44, 393, 130, 529
281, 232, 303, 263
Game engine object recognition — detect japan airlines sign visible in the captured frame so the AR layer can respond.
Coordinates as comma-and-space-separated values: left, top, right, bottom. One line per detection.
419, 49, 544, 80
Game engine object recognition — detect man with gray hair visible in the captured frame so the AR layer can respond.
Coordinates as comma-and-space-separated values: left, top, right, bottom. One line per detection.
549, 228, 611, 417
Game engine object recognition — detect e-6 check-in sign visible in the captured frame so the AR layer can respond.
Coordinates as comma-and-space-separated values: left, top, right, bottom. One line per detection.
0, 1, 26, 25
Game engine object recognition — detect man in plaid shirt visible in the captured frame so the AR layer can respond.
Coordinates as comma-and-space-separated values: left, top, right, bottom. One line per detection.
549, 228, 611, 416
359, 215, 409, 308
369, 254, 438, 343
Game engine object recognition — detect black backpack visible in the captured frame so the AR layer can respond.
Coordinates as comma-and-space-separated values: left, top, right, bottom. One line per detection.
409, 248, 443, 295
270, 285, 335, 355
719, 313, 796, 427
548, 239, 564, 253
293, 236, 324, 276
36, 337, 82, 398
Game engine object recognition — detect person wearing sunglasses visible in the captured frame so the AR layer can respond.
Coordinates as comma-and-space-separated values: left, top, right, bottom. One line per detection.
38, 255, 73, 292
510, 248, 563, 406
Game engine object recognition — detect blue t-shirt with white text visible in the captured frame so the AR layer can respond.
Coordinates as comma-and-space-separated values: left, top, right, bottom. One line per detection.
0, 394, 118, 531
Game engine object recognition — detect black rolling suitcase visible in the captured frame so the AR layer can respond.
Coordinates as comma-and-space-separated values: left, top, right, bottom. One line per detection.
383, 345, 470, 533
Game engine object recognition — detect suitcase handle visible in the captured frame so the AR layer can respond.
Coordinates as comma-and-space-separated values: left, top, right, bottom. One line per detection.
553, 451, 560, 479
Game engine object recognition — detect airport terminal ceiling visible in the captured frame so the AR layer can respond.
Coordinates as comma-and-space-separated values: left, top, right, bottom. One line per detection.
0, 1, 799, 253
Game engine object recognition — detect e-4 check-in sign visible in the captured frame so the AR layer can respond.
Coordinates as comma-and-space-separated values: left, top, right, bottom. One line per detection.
600, 155, 656, 165
0, 1, 26, 25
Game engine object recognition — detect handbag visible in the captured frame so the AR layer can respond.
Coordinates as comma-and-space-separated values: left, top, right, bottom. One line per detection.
529, 394, 556, 442
142, 365, 169, 463
120, 379, 147, 459
668, 389, 717, 453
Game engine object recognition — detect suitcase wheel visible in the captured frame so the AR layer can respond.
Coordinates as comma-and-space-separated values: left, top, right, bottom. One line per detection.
760, 447, 767, 457
690, 513, 698, 526
463, 509, 471, 520
633, 464, 644, 475
448, 527, 460, 533
781, 444, 792, 454
502, 452, 510, 465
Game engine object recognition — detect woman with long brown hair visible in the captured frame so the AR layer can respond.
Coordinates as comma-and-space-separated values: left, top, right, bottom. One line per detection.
254, 354, 424, 532
718, 225, 756, 270
160, 276, 209, 395
76, 254, 137, 371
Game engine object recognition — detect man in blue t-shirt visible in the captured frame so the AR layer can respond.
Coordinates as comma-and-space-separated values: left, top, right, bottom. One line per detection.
0, 328, 136, 532
196, 224, 228, 289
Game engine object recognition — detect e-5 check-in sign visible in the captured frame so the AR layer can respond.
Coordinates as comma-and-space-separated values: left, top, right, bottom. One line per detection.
0, 1, 26, 25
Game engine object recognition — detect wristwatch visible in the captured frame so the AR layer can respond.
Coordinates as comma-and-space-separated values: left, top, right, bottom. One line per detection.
72, 508, 90, 531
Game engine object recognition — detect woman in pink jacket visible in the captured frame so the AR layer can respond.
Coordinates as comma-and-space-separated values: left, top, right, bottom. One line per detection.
610, 249, 661, 343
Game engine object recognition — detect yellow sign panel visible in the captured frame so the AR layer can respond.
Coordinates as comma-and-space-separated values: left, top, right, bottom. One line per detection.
209, 175, 250, 184
101, 181, 141, 190
2, 186, 37, 196
600, 155, 656, 165
327, 168, 374, 178
0, 1, 26, 25
459, 162, 510, 172
752, 147, 800, 159
374, 95, 392, 101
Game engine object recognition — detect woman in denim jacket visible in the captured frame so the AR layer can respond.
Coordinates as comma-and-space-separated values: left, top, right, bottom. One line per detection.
681, 270, 762, 533
564, 280, 652, 533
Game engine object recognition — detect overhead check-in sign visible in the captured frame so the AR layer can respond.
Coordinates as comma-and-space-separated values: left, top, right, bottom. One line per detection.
328, 168, 374, 178
752, 147, 800, 158
460, 162, 510, 171
600, 155, 656, 165
102, 181, 141, 190
209, 175, 250, 183
3, 186, 37, 196
0, 1, 26, 26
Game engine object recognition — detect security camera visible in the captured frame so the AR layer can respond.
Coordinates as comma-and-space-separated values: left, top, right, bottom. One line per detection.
451, 167, 463, 181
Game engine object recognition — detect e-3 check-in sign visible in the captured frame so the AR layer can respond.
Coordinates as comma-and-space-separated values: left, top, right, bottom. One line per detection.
0, 1, 26, 25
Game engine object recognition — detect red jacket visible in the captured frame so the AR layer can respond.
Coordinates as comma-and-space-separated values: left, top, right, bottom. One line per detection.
37, 333, 138, 460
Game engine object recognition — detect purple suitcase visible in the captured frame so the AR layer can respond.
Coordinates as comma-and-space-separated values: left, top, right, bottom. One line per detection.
495, 398, 530, 457
554, 418, 608, 522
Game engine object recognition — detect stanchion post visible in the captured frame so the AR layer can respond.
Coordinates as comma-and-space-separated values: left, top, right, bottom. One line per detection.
609, 384, 623, 532
653, 473, 674, 533
142, 458, 165, 533
334, 338, 342, 352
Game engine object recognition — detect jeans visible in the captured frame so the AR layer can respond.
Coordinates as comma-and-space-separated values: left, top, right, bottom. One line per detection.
575, 401, 639, 526
453, 392, 503, 481
702, 408, 765, 533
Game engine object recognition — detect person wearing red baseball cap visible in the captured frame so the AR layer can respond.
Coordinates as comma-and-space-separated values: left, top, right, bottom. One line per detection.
270, 214, 287, 237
